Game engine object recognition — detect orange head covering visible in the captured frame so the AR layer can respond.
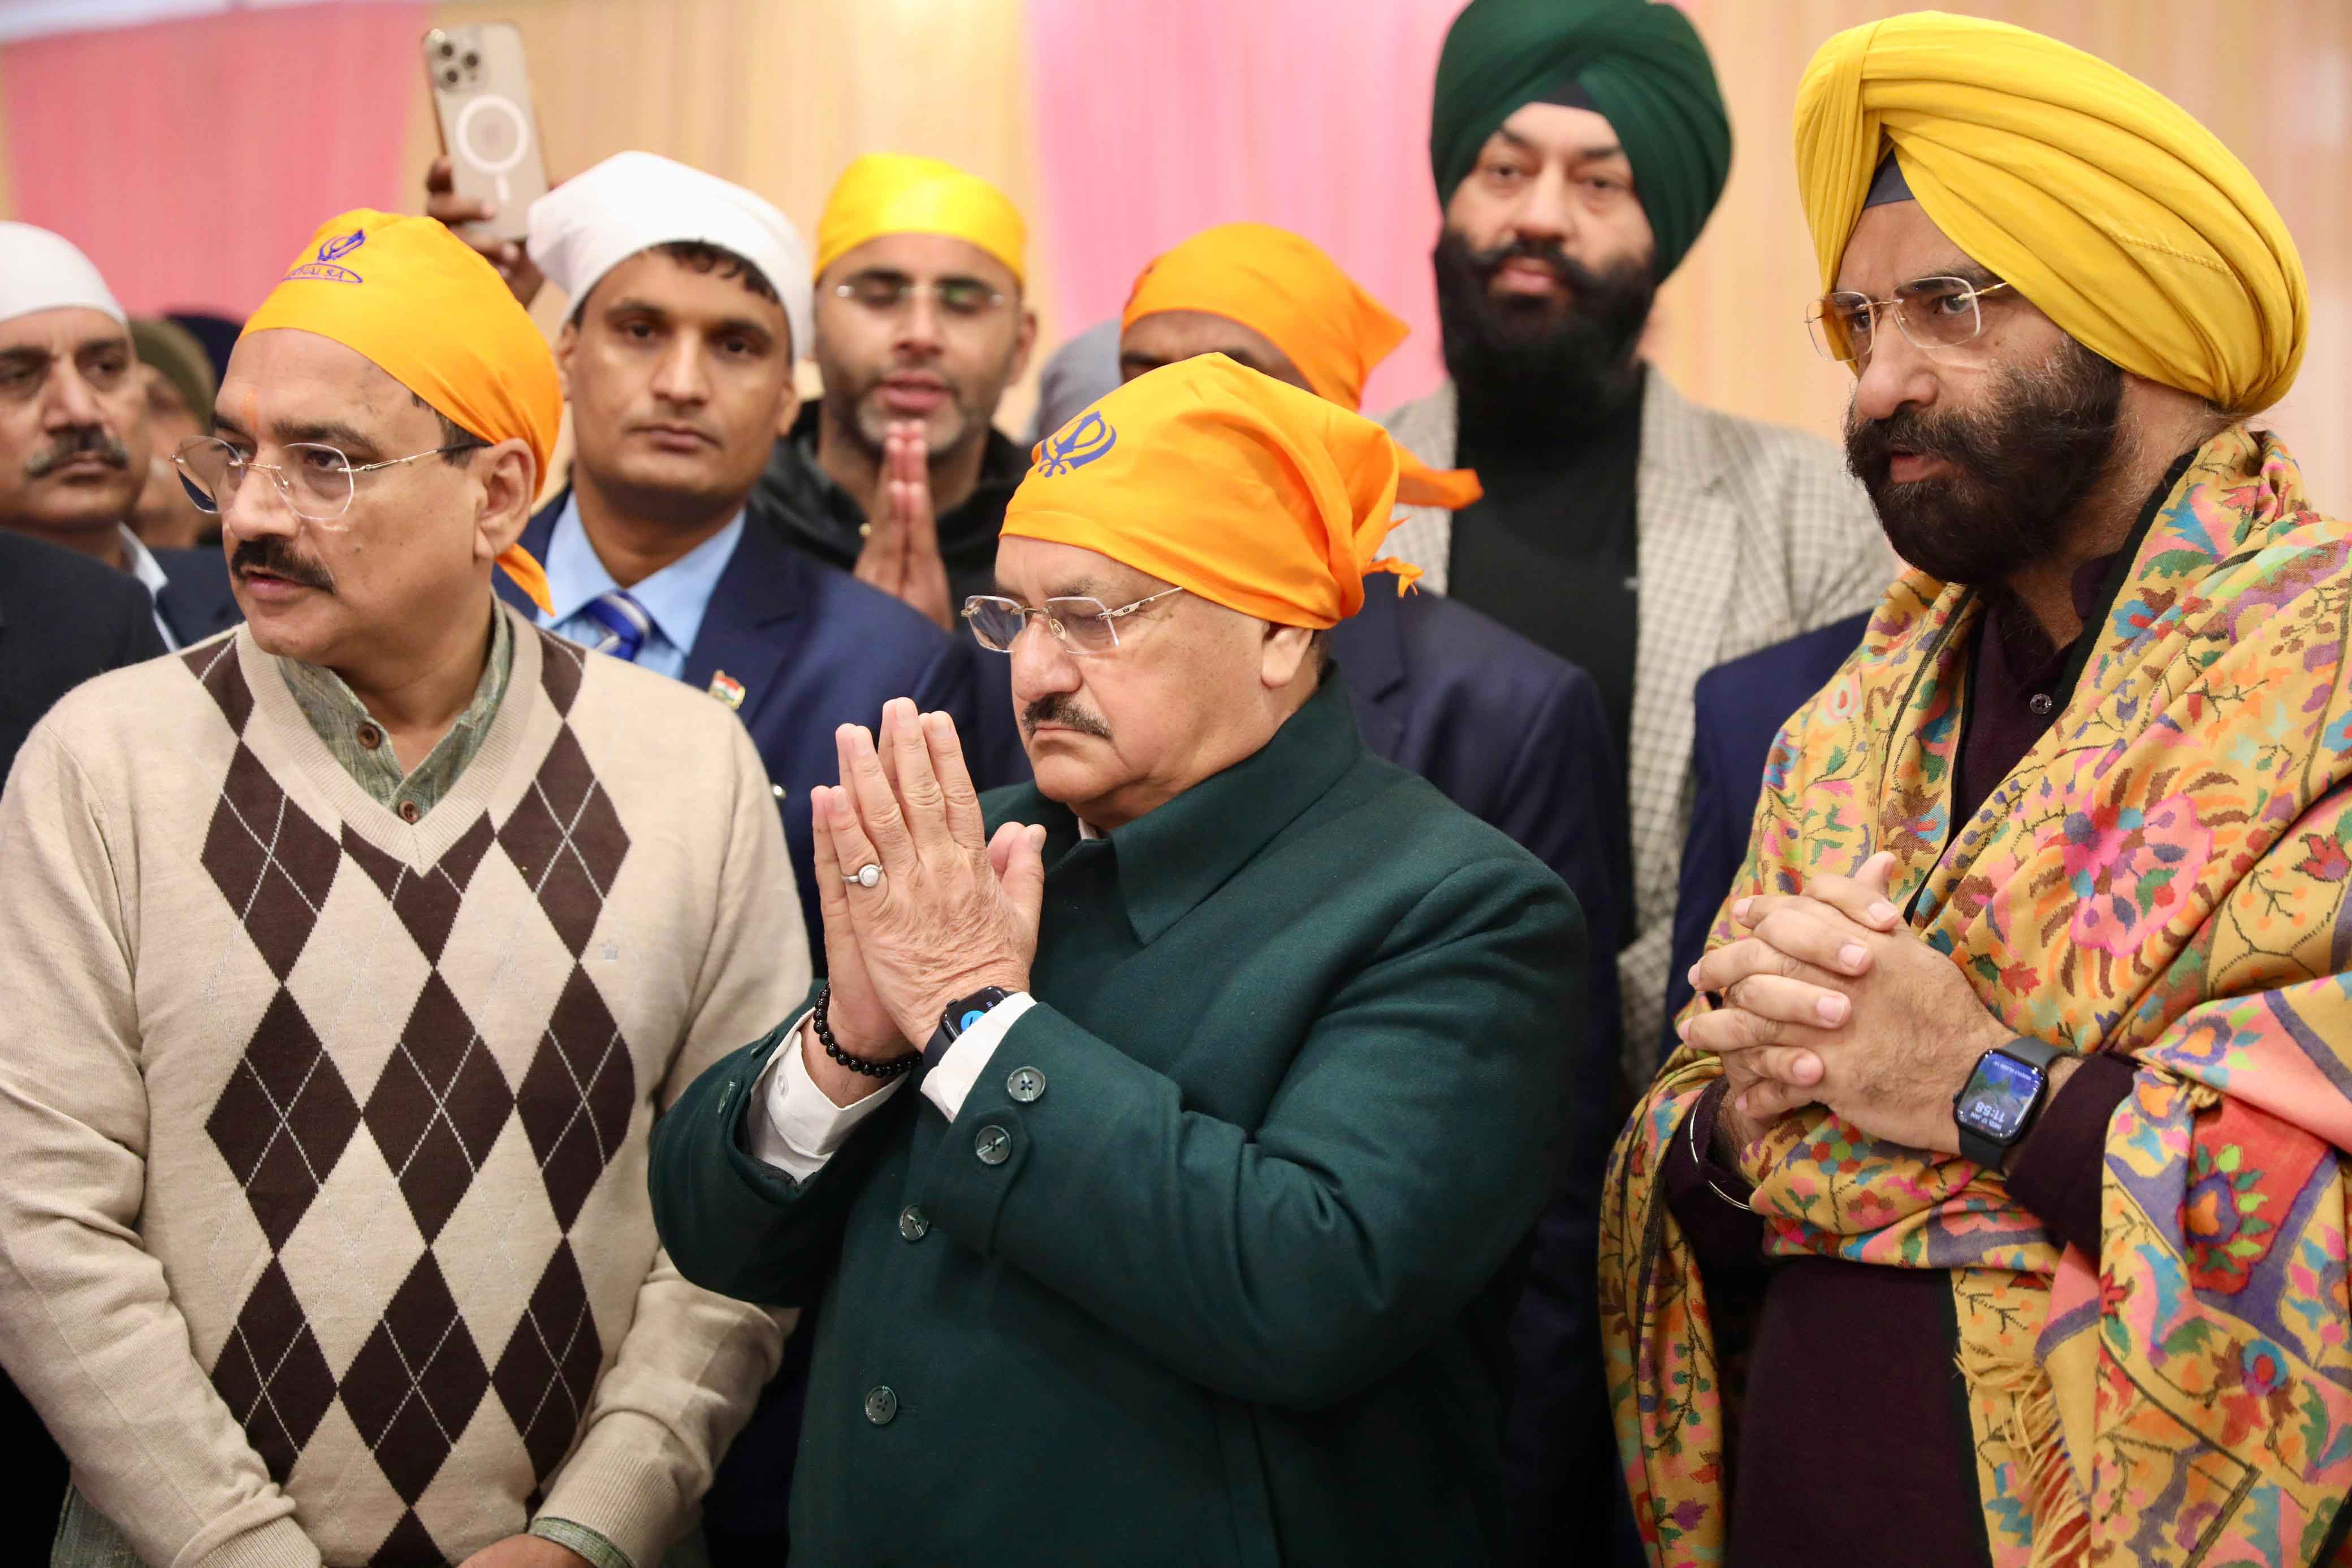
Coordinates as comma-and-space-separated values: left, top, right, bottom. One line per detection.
1119, 223, 1480, 511
242, 210, 561, 611
815, 154, 1026, 285
1002, 354, 1422, 630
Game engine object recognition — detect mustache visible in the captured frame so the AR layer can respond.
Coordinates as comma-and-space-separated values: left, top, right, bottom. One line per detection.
230, 536, 338, 594
1844, 404, 1996, 488
1465, 235, 1617, 298
1021, 692, 1110, 739
25, 427, 130, 478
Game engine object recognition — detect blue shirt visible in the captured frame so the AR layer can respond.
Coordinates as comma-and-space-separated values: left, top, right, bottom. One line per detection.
539, 493, 746, 681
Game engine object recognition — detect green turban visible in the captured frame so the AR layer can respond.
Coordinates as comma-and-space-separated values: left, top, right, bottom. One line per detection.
1430, 0, 1732, 280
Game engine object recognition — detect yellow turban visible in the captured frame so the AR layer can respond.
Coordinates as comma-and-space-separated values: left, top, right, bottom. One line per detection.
1121, 223, 1481, 511
1795, 12, 2307, 413
814, 153, 1026, 285
1003, 354, 1419, 630
244, 209, 561, 610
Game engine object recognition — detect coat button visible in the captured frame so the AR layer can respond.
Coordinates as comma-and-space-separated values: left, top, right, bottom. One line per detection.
863, 1385, 898, 1426
974, 1124, 1011, 1166
396, 799, 422, 824
356, 723, 383, 751
898, 1205, 929, 1241
1006, 1065, 1045, 1103
2029, 692, 2055, 716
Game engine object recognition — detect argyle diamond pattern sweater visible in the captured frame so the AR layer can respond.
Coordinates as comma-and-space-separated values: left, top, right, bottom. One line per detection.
0, 609, 808, 1567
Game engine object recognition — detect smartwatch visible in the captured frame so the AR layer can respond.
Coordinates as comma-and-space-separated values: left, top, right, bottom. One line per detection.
1952, 1036, 2064, 1169
923, 986, 1017, 1071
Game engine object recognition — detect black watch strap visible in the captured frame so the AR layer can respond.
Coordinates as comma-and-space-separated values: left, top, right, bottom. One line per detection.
1953, 1035, 2063, 1167
923, 986, 1017, 1071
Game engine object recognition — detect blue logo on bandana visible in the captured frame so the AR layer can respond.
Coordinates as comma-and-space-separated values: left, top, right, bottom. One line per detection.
284, 228, 366, 285
1036, 411, 1117, 476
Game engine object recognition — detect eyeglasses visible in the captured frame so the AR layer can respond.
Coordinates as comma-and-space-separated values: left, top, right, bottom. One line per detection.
961, 587, 1186, 656
174, 435, 476, 523
831, 272, 1008, 320
1805, 276, 2014, 366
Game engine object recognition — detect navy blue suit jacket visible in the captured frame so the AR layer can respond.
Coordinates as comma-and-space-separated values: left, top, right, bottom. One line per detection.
1331, 576, 1630, 1562
499, 496, 979, 947
152, 544, 242, 648
1662, 611, 1873, 1055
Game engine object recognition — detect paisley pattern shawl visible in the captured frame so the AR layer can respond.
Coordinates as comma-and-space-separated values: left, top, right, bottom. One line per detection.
1602, 428, 2352, 1567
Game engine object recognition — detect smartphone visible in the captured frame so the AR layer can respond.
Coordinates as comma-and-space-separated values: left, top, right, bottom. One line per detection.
423, 22, 547, 244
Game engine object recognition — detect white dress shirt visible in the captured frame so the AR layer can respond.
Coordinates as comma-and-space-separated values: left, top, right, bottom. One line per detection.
537, 493, 746, 681
119, 525, 176, 651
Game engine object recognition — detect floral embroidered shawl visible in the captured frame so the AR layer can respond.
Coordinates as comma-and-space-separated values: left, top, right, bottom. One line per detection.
1602, 428, 2352, 1567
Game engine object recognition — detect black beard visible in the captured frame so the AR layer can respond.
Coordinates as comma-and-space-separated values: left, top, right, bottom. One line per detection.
1433, 228, 1655, 443
1844, 338, 2125, 587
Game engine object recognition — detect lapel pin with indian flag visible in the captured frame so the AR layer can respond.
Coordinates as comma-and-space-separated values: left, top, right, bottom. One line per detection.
707, 671, 746, 712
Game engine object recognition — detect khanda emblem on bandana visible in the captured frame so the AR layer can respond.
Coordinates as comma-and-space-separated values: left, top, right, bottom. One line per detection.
286, 228, 368, 286
1036, 411, 1117, 476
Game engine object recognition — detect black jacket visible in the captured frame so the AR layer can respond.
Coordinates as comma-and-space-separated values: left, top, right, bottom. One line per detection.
150, 543, 241, 648
1, 531, 167, 788
755, 403, 1027, 612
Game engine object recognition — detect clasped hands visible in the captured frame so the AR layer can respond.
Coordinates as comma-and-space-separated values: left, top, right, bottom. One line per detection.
1681, 852, 2022, 1163
854, 422, 956, 631
802, 698, 1047, 1103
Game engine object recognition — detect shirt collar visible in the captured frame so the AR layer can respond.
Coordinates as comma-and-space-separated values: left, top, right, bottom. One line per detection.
1024, 675, 1364, 945
119, 525, 168, 599
543, 490, 746, 657
279, 603, 515, 803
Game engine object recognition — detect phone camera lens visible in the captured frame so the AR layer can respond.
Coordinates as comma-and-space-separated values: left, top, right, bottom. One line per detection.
462, 51, 479, 68
437, 40, 455, 58
442, 67, 460, 84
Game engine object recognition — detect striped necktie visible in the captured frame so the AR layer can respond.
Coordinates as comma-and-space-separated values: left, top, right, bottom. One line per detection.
580, 588, 654, 663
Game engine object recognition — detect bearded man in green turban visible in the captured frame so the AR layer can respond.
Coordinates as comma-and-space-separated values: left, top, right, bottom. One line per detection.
1374, 0, 1893, 1560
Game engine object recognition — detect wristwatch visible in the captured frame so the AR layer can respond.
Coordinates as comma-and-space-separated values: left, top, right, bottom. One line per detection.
1952, 1036, 2064, 1169
923, 986, 1018, 1071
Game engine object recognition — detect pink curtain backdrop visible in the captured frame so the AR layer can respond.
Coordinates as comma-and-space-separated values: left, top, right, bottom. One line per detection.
1024, 0, 1462, 417
0, 1, 426, 318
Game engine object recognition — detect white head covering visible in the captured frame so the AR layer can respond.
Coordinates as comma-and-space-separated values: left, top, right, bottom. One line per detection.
0, 223, 125, 327
528, 151, 812, 358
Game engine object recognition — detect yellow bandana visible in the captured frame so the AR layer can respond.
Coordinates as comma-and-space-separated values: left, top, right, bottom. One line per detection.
814, 153, 1026, 285
1006, 355, 1420, 630
244, 210, 560, 610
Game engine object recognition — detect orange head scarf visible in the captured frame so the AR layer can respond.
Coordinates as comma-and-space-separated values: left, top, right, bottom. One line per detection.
1003, 353, 1421, 629
1120, 223, 1480, 511
242, 209, 561, 611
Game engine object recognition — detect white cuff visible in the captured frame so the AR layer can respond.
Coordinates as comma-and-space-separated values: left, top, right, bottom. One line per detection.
743, 1009, 907, 1180
919, 993, 1036, 1122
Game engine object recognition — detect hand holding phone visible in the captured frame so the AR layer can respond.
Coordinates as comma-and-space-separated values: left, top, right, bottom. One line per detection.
423, 23, 549, 303
425, 157, 544, 306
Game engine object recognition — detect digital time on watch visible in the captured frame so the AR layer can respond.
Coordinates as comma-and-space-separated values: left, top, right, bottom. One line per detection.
1951, 1035, 2064, 1168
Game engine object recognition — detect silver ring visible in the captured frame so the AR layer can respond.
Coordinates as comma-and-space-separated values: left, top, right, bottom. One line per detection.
845, 863, 883, 889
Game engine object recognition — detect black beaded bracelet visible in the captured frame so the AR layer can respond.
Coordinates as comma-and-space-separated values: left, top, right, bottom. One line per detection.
813, 984, 918, 1081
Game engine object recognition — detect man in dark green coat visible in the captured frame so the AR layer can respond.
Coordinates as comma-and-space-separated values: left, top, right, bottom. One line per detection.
651, 355, 1586, 1565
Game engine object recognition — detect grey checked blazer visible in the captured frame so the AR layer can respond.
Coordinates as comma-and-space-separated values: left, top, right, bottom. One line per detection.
1380, 371, 1893, 1077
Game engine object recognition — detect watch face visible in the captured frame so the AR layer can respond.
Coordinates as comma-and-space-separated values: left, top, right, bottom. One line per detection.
1958, 1050, 2045, 1142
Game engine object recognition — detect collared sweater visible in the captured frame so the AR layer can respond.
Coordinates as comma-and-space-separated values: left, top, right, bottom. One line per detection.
0, 609, 809, 1567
